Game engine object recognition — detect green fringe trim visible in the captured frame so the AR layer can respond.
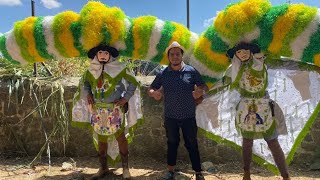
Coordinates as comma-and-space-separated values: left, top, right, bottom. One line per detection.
84, 68, 125, 100
286, 102, 320, 165
204, 26, 230, 53
14, 21, 34, 63
151, 21, 176, 63
52, 14, 69, 58
176, 25, 191, 50
71, 74, 85, 105
302, 24, 320, 64
194, 47, 229, 73
71, 22, 86, 57
193, 42, 229, 73
103, 68, 140, 98
230, 64, 245, 90
0, 35, 19, 64
230, 64, 267, 98
136, 16, 157, 59
71, 108, 144, 142
223, 76, 232, 86
214, 1, 271, 45
237, 79, 267, 98
120, 18, 134, 57
92, 117, 144, 165
34, 17, 54, 60
107, 154, 122, 166
127, 118, 145, 144
123, 73, 141, 87
70, 121, 91, 129
102, 26, 111, 46
198, 127, 279, 174
256, 4, 289, 52
126, 86, 145, 145
92, 138, 122, 166
280, 6, 317, 57
78, 67, 140, 104
249, 64, 265, 78
97, 127, 125, 143
237, 119, 277, 139
206, 84, 229, 96
201, 75, 220, 84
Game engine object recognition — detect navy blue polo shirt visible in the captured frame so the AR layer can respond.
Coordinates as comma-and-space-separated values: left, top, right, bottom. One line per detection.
150, 64, 205, 119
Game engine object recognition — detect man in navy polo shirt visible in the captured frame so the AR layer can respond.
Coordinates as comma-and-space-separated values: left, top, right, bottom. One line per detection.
148, 41, 208, 180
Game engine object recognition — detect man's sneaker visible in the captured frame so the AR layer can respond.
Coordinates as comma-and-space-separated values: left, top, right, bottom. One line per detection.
196, 173, 205, 180
163, 171, 175, 180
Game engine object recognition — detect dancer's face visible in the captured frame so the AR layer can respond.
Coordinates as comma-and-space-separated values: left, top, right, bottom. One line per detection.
235, 49, 251, 62
97, 50, 110, 64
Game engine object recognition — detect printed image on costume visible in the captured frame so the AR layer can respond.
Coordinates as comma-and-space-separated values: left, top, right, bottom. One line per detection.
244, 101, 263, 125
237, 98, 273, 135
95, 77, 111, 98
241, 69, 266, 92
90, 103, 124, 136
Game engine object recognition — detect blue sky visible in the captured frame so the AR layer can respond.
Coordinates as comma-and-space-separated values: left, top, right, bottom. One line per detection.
0, 0, 319, 35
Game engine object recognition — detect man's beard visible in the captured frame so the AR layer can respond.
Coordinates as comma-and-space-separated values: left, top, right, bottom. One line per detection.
170, 60, 182, 66
171, 62, 181, 66
99, 58, 109, 64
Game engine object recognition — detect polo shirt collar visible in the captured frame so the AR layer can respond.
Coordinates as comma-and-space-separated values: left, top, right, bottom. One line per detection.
168, 61, 186, 72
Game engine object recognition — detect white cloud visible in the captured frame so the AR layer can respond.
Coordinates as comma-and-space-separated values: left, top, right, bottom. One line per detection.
41, 0, 61, 9
0, 0, 22, 6
203, 17, 214, 28
203, 11, 221, 28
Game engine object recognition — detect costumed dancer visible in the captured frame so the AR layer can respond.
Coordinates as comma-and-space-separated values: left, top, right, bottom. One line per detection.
72, 44, 142, 180
221, 42, 290, 180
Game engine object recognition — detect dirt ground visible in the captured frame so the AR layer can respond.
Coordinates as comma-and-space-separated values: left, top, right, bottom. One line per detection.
0, 154, 320, 180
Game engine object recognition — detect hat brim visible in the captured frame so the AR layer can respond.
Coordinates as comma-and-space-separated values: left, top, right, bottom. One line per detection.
166, 46, 185, 55
165, 42, 185, 55
87, 45, 119, 59
226, 43, 260, 58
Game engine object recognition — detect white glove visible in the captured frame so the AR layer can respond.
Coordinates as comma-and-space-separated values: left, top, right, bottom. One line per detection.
252, 52, 266, 71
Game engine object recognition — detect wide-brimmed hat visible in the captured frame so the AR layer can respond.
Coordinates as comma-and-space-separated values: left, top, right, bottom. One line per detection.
226, 42, 260, 58
87, 44, 119, 59
165, 41, 185, 55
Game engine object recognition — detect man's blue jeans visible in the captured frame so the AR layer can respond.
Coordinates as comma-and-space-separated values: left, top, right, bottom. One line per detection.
164, 117, 202, 172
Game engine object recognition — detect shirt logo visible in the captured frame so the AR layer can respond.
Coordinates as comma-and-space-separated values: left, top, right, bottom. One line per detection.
182, 73, 191, 83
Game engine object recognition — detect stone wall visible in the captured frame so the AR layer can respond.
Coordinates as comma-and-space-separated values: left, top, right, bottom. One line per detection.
0, 76, 319, 167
